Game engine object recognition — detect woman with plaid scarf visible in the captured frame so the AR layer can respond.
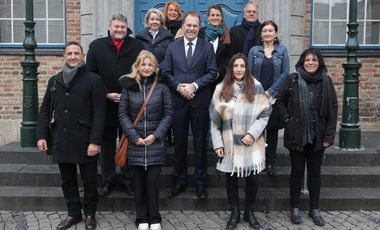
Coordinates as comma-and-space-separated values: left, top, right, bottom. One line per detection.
210, 53, 272, 230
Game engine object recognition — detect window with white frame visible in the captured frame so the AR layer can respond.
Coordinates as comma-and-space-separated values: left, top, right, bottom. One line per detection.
0, 0, 65, 47
312, 0, 380, 48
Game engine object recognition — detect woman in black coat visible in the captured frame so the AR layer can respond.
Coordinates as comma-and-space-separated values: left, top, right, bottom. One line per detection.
276, 48, 338, 227
136, 8, 174, 64
199, 5, 231, 95
163, 1, 183, 37
119, 50, 173, 230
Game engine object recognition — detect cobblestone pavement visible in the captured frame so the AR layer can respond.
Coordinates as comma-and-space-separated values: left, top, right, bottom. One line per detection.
1, 210, 379, 230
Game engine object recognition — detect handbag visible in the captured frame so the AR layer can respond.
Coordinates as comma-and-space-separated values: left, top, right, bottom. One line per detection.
115, 78, 158, 167
46, 80, 57, 155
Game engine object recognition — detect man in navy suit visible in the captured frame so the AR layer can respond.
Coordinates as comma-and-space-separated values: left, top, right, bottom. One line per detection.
161, 11, 217, 199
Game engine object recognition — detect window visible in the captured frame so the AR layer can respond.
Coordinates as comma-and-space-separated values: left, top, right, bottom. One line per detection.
0, 0, 65, 48
311, 0, 380, 49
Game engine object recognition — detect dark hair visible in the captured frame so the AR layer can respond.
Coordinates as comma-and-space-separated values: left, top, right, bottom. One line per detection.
295, 48, 327, 72
182, 11, 201, 26
260, 20, 280, 45
220, 53, 255, 103
207, 5, 230, 44
65, 41, 83, 53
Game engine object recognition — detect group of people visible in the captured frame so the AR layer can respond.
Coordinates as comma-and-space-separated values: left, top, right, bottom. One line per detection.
36, 2, 338, 230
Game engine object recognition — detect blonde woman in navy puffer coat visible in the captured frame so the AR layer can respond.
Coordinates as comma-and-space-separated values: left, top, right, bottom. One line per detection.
119, 50, 173, 230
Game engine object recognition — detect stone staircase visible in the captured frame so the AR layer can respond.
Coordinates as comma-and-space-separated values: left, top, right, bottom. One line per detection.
0, 133, 379, 211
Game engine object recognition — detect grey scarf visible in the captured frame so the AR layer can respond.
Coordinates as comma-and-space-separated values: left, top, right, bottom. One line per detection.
297, 67, 333, 146
62, 60, 85, 86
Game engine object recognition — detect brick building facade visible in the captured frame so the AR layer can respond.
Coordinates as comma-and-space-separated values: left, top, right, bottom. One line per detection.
0, 0, 378, 145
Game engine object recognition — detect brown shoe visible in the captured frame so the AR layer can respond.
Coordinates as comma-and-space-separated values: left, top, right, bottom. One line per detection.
56, 216, 82, 230
85, 216, 96, 230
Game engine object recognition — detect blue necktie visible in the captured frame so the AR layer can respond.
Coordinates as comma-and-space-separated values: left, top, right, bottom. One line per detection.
187, 42, 193, 65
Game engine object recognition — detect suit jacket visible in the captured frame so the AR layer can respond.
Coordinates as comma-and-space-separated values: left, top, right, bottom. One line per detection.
161, 37, 217, 108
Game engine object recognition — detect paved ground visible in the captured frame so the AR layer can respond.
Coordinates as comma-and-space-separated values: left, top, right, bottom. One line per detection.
1, 210, 379, 230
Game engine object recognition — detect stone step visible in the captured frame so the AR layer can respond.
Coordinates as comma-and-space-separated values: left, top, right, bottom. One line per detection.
1, 144, 380, 167
1, 164, 380, 188
0, 186, 379, 211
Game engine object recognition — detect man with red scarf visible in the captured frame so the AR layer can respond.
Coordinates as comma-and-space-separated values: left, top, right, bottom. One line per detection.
87, 13, 144, 197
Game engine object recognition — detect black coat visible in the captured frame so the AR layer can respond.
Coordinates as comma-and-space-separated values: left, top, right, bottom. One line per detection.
86, 31, 144, 126
198, 27, 231, 88
36, 66, 106, 163
276, 73, 338, 152
229, 24, 261, 55
118, 76, 173, 167
136, 27, 174, 64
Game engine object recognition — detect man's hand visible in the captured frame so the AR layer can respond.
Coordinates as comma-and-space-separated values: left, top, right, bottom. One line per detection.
106, 93, 121, 103
142, 134, 156, 146
87, 143, 100, 156
37, 139, 48, 153
178, 83, 195, 100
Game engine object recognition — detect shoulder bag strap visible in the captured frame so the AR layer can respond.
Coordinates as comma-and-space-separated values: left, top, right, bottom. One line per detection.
132, 78, 158, 128
49, 80, 57, 127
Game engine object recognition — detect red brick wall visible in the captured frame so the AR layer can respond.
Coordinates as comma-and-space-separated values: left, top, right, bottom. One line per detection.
304, 1, 380, 127
0, 0, 80, 120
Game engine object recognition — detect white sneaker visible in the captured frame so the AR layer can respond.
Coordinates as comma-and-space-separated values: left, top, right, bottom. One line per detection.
150, 223, 162, 230
137, 223, 149, 230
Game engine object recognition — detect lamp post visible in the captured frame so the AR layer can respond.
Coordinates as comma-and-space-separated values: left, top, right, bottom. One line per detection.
20, 0, 40, 147
339, 0, 362, 149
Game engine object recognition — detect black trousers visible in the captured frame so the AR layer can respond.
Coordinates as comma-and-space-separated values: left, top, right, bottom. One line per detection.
265, 129, 279, 164
134, 165, 162, 225
289, 144, 324, 209
101, 125, 133, 187
225, 173, 258, 212
172, 105, 209, 186
58, 161, 98, 217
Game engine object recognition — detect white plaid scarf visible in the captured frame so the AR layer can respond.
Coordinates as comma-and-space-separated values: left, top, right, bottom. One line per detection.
210, 79, 272, 177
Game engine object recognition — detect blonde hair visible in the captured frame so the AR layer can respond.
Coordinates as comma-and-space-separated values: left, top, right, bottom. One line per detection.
120, 50, 159, 90
144, 8, 165, 28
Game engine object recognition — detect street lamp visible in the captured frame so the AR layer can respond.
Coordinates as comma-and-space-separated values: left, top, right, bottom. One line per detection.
20, 0, 40, 147
339, 0, 362, 149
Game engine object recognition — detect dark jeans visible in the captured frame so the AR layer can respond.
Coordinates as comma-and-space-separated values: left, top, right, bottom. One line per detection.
265, 129, 279, 164
101, 125, 133, 188
289, 144, 324, 209
58, 161, 98, 217
226, 173, 258, 211
134, 165, 162, 225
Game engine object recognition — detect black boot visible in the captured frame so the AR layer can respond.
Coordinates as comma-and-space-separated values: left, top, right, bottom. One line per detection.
226, 174, 240, 230
290, 208, 302, 224
309, 209, 325, 226
226, 206, 240, 230
243, 209, 260, 229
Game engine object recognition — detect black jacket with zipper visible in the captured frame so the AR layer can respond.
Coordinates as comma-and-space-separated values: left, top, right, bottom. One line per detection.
118, 75, 173, 166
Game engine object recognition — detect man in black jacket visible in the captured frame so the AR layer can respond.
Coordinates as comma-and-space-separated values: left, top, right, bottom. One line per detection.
36, 41, 106, 230
86, 14, 144, 197
230, 2, 261, 57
